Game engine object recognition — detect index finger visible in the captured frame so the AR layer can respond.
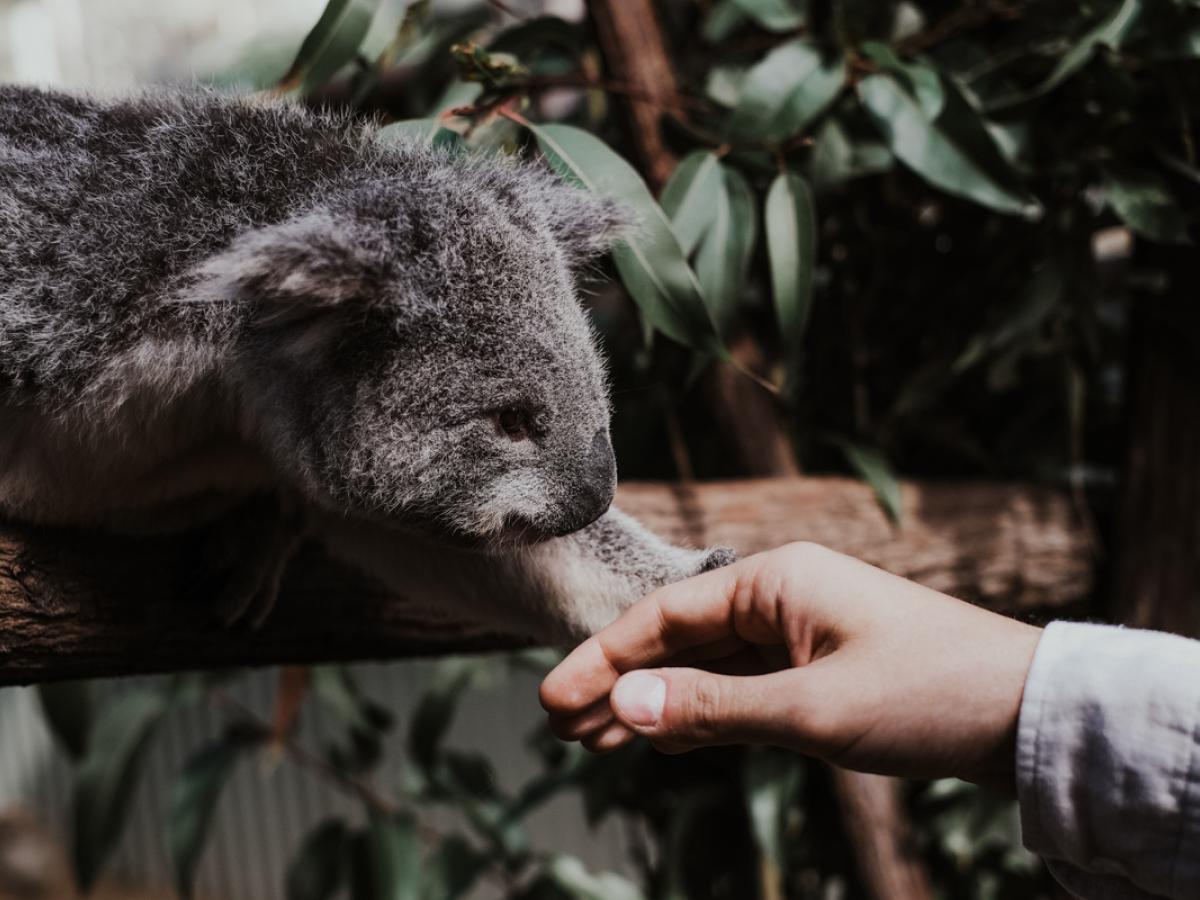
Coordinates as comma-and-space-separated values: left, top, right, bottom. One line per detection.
540, 557, 744, 717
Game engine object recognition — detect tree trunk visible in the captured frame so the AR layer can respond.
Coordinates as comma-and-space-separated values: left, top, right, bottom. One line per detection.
1113, 247, 1200, 635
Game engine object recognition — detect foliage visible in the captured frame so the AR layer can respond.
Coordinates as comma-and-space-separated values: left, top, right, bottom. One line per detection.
40, 0, 1200, 897
240, 0, 1200, 498
45, 655, 1050, 899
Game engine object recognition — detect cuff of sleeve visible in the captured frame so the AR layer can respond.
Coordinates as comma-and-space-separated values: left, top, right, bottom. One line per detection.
1016, 621, 1200, 900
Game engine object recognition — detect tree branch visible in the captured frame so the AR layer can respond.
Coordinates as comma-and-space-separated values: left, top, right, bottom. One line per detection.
0, 477, 1090, 687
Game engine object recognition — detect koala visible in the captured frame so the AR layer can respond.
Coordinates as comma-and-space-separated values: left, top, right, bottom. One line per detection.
0, 86, 730, 642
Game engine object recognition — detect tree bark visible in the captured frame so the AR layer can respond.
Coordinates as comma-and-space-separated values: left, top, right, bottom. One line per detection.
585, 0, 680, 191
0, 476, 1090, 685
1113, 249, 1200, 635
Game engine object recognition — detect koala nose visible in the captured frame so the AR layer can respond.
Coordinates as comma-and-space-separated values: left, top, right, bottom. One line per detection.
551, 430, 617, 536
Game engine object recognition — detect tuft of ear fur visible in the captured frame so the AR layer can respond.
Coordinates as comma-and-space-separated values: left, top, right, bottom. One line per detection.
185, 213, 395, 360
538, 182, 638, 268
206, 213, 389, 320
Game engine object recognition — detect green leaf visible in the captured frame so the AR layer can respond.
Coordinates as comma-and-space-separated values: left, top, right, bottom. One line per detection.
743, 747, 804, 870
358, 0, 419, 62
287, 819, 351, 900
37, 680, 92, 760
541, 856, 646, 900
835, 440, 904, 524
527, 123, 722, 354
765, 172, 817, 361
694, 164, 757, 334
860, 42, 944, 117
661, 151, 723, 256
420, 834, 488, 900
72, 690, 171, 890
407, 660, 478, 775
168, 728, 260, 899
731, 0, 804, 32
1035, 0, 1141, 97
702, 0, 749, 43
1104, 168, 1190, 243
364, 808, 421, 900
858, 74, 1039, 216
810, 120, 892, 189
313, 666, 394, 736
380, 119, 464, 150
730, 40, 845, 141
281, 0, 385, 91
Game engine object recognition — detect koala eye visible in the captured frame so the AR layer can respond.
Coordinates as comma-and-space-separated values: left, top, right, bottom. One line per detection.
494, 406, 533, 441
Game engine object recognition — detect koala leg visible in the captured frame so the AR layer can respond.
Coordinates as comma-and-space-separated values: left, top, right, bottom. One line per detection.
316, 507, 734, 646
199, 492, 308, 629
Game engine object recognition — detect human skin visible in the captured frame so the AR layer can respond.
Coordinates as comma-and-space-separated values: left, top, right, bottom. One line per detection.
540, 542, 1044, 789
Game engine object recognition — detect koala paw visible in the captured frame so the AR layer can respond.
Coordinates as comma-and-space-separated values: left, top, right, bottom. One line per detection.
700, 546, 737, 572
198, 493, 308, 630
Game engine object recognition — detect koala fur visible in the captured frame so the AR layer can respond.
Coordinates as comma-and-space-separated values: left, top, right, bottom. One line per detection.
0, 86, 729, 641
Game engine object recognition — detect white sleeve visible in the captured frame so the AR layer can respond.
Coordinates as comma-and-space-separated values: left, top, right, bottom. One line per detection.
1016, 621, 1200, 899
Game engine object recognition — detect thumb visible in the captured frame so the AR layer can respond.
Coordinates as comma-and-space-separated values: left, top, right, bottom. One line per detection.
609, 668, 805, 751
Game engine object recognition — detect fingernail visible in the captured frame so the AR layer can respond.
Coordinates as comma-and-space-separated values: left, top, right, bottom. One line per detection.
612, 671, 665, 727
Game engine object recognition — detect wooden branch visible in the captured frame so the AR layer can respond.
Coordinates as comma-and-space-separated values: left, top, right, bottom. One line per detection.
0, 477, 1090, 687
1114, 245, 1200, 635
585, 0, 680, 190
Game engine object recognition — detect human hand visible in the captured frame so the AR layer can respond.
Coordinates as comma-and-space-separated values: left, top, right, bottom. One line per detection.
540, 542, 1043, 787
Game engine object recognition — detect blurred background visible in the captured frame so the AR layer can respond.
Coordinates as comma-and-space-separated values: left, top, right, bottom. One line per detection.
1, 0, 1197, 897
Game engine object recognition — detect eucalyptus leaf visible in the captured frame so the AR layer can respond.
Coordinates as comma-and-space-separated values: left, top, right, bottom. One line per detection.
860, 42, 944, 117
858, 74, 1039, 216
169, 728, 260, 898
730, 40, 845, 141
37, 680, 92, 760
743, 747, 804, 869
693, 172, 738, 334
1104, 167, 1190, 243
362, 808, 421, 900
73, 690, 171, 890
280, 0, 385, 91
1036, 0, 1141, 97
408, 660, 478, 774
702, 0, 749, 43
527, 123, 722, 354
730, 0, 804, 32
833, 440, 904, 524
358, 0, 417, 62
542, 855, 647, 900
811, 120, 892, 189
661, 151, 723, 256
420, 834, 488, 900
287, 820, 351, 900
765, 172, 817, 360
313, 666, 394, 736
380, 119, 460, 146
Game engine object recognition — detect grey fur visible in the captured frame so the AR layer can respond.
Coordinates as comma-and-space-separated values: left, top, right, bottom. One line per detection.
0, 86, 728, 639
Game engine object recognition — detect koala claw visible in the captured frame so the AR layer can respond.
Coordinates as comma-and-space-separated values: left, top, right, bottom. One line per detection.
201, 493, 307, 630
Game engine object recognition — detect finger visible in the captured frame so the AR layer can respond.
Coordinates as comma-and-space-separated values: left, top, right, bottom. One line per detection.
541, 560, 746, 716
548, 696, 617, 742
582, 720, 636, 753
608, 667, 820, 751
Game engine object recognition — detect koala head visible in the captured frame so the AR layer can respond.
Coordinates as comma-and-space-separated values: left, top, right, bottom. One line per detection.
206, 148, 632, 548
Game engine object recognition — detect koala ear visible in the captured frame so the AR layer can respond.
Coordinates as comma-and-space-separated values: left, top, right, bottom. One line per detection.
540, 184, 638, 267
210, 214, 386, 320
187, 213, 391, 359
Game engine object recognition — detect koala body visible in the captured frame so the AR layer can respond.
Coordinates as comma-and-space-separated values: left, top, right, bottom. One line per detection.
0, 86, 726, 640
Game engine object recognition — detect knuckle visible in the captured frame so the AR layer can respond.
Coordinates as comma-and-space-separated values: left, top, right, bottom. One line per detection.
681, 675, 727, 740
